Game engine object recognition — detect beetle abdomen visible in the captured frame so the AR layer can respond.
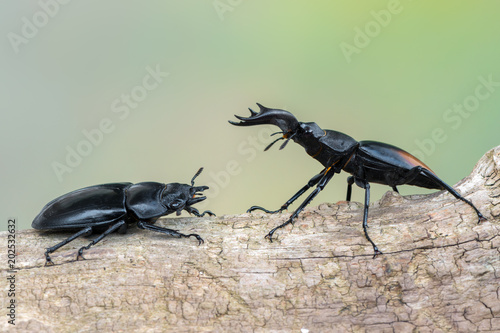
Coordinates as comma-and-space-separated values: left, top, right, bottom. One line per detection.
358, 141, 431, 170
357, 141, 442, 189
32, 183, 132, 230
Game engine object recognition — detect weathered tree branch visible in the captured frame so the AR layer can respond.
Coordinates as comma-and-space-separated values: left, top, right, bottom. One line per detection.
2, 146, 500, 332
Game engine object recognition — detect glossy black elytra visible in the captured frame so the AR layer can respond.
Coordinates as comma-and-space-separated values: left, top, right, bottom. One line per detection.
230, 104, 486, 256
32, 168, 215, 265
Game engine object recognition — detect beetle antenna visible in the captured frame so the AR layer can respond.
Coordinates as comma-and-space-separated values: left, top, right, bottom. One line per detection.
191, 167, 204, 186
270, 131, 283, 136
264, 137, 284, 151
279, 132, 296, 150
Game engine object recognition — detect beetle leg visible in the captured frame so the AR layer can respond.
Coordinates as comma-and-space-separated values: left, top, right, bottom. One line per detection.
43, 226, 93, 266
248, 169, 325, 214
360, 182, 383, 258
200, 210, 216, 217
137, 220, 204, 245
415, 167, 487, 223
77, 220, 127, 261
118, 222, 128, 234
184, 206, 216, 217
346, 176, 355, 201
398, 166, 486, 223
265, 168, 335, 242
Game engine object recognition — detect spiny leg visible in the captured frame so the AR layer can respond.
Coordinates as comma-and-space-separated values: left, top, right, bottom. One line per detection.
137, 220, 204, 245
77, 220, 126, 261
248, 169, 325, 214
44, 226, 92, 266
360, 183, 382, 257
265, 168, 335, 241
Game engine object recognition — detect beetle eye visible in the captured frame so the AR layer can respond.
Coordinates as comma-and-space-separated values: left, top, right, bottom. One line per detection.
170, 199, 184, 210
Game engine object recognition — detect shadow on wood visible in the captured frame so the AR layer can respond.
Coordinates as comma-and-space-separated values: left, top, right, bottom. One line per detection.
2, 146, 499, 332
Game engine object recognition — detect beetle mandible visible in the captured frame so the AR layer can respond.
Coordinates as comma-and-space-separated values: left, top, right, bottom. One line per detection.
32, 168, 215, 266
229, 104, 486, 256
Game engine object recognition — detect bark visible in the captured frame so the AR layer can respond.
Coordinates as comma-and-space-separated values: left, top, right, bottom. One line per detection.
2, 146, 500, 333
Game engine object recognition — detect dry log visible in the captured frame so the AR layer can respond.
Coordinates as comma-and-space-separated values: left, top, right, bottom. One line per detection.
2, 146, 499, 332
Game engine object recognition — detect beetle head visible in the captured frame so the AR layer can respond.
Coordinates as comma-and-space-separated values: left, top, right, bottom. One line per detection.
261, 121, 325, 154
229, 103, 302, 151
162, 168, 209, 215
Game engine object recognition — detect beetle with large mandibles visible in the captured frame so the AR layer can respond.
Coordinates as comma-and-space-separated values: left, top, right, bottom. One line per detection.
229, 104, 486, 256
32, 168, 215, 266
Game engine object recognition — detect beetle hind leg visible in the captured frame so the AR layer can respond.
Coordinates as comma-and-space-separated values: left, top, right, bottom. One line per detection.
399, 166, 487, 223
43, 226, 92, 266
416, 167, 487, 223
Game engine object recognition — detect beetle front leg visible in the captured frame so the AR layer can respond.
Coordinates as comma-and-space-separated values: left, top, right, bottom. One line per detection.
248, 170, 325, 214
184, 206, 216, 217
137, 220, 204, 245
265, 168, 335, 242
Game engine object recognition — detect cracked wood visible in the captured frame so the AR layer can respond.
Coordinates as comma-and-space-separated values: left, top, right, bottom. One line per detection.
1, 146, 500, 332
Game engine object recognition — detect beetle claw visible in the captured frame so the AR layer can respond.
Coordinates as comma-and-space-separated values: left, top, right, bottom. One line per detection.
188, 234, 204, 245
203, 210, 216, 217
372, 248, 383, 259
44, 251, 55, 266
247, 205, 278, 214
265, 230, 278, 243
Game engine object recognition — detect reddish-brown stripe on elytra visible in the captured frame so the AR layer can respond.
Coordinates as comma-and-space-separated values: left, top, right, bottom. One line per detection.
397, 150, 436, 174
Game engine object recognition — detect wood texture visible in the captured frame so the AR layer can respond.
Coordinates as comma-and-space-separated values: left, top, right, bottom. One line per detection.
2, 146, 500, 332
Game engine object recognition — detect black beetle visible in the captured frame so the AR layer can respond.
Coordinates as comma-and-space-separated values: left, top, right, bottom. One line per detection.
32, 168, 215, 265
230, 104, 486, 256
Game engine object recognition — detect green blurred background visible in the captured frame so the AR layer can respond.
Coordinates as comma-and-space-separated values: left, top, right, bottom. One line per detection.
1, 1, 499, 231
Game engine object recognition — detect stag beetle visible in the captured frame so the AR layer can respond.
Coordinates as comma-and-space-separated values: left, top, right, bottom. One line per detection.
32, 168, 215, 266
230, 104, 486, 256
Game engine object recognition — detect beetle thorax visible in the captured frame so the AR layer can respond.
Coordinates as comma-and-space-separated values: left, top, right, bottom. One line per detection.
294, 122, 324, 156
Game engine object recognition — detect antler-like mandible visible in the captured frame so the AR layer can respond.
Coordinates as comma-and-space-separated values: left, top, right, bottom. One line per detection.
229, 103, 300, 134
